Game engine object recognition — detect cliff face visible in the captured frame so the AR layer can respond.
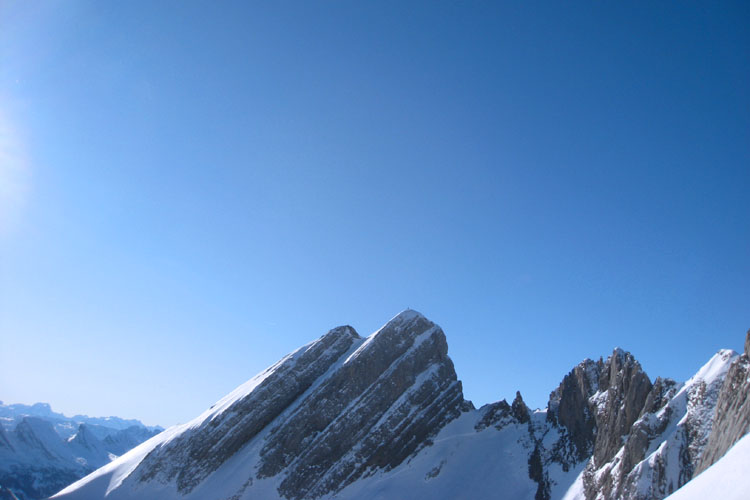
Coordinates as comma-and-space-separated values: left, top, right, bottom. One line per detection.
695, 329, 750, 475
120, 311, 465, 500
135, 324, 362, 493
259, 312, 465, 499
540, 344, 742, 500
579, 349, 737, 500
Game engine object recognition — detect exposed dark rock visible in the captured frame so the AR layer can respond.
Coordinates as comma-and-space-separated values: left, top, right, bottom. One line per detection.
266, 313, 465, 499
131, 311, 466, 500
512, 392, 530, 424
696, 343, 750, 474
475, 400, 512, 431
136, 325, 360, 492
475, 393, 530, 432
573, 349, 654, 500
746, 328, 750, 356
619, 377, 678, 476
47, 314, 748, 500
592, 349, 653, 467
586, 349, 735, 500
527, 444, 550, 500
547, 358, 601, 462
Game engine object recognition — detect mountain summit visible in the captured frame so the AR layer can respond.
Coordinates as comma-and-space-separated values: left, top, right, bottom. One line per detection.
52, 313, 749, 500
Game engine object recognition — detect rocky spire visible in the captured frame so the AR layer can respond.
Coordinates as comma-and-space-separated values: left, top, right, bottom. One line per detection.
591, 349, 652, 467
547, 358, 601, 462
511, 391, 530, 424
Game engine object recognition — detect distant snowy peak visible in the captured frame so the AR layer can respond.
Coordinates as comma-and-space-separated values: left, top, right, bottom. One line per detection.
0, 402, 161, 439
0, 410, 161, 500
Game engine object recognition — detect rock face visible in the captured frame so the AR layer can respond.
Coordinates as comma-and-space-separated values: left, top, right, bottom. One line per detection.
50, 318, 750, 500
544, 349, 653, 474
136, 325, 361, 493
99, 310, 466, 500
540, 346, 740, 500
547, 359, 601, 463
695, 330, 750, 475
581, 349, 737, 500
590, 349, 653, 468
260, 313, 464, 499
580, 350, 654, 499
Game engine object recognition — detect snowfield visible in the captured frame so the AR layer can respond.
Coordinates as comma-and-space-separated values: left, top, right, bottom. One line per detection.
665, 432, 750, 500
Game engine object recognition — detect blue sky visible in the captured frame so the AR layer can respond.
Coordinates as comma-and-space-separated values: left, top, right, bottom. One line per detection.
1, 1, 748, 427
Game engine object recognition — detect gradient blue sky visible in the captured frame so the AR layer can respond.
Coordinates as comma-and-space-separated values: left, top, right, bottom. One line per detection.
1, 1, 748, 427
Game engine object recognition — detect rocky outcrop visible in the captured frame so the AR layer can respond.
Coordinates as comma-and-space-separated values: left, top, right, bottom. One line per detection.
512, 392, 531, 425
582, 349, 737, 500
591, 349, 653, 468
128, 311, 466, 500
695, 329, 750, 474
136, 325, 360, 492
618, 377, 678, 476
547, 359, 601, 462
262, 312, 465, 499
548, 348, 651, 500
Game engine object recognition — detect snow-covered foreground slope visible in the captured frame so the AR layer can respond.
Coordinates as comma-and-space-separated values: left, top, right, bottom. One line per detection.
664, 432, 750, 500
51, 313, 750, 500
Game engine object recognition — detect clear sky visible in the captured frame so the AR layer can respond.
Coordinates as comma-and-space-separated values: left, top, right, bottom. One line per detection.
1, 1, 748, 427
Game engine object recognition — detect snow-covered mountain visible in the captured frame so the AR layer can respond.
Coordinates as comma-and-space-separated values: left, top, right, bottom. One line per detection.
0, 403, 160, 440
0, 404, 162, 500
50, 311, 749, 500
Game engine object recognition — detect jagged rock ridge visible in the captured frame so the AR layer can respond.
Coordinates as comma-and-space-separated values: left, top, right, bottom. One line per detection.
50, 314, 750, 500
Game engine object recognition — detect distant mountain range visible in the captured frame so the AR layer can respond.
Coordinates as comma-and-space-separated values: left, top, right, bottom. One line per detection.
0, 402, 162, 500
12, 310, 750, 499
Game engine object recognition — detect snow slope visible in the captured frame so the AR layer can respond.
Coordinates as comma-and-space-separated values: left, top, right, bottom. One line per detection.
664, 432, 750, 500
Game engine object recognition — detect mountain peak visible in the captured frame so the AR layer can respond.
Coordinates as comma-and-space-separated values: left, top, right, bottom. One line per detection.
390, 308, 426, 322
57, 311, 464, 500
50, 314, 749, 500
